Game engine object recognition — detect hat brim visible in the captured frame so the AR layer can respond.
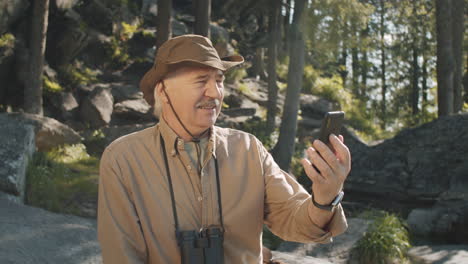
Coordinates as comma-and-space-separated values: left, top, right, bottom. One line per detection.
140, 55, 244, 105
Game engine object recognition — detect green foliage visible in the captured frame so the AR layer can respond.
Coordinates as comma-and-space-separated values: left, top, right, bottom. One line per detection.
42, 76, 63, 93
63, 64, 98, 87
302, 65, 319, 93
25, 144, 99, 217
0, 33, 15, 48
237, 82, 250, 95
106, 21, 143, 69
83, 129, 107, 156
120, 22, 139, 41
262, 225, 284, 250
276, 56, 289, 81
225, 66, 247, 84
313, 74, 350, 104
108, 36, 131, 67
354, 211, 411, 264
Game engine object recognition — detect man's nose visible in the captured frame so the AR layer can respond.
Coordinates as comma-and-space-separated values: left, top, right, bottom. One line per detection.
204, 78, 222, 99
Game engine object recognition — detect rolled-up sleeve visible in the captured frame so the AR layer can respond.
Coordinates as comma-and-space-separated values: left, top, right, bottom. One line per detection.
98, 146, 148, 263
259, 139, 348, 244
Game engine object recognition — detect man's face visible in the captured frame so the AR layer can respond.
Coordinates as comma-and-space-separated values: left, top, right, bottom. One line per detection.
160, 65, 225, 134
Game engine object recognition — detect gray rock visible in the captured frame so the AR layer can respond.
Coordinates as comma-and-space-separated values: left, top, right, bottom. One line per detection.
108, 82, 142, 102
347, 113, 468, 203
172, 19, 189, 36
222, 108, 256, 118
299, 94, 335, 120
0, 113, 82, 151
141, 0, 157, 16
52, 0, 79, 10
271, 251, 334, 264
238, 78, 285, 108
0, 0, 29, 35
80, 86, 114, 128
408, 245, 468, 264
0, 123, 34, 201
275, 218, 370, 264
112, 98, 154, 122
210, 23, 230, 44
0, 192, 102, 264
407, 200, 468, 242
60, 91, 79, 112
346, 113, 468, 242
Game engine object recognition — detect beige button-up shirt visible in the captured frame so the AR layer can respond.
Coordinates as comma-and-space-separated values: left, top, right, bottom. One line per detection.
97, 119, 347, 264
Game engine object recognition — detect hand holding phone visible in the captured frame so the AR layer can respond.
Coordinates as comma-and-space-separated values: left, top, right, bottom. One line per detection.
317, 111, 344, 153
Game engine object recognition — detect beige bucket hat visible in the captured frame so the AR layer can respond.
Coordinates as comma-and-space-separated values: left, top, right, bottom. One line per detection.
139, 34, 244, 105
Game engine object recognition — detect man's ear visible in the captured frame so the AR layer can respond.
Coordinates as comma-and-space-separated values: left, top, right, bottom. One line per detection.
155, 81, 169, 103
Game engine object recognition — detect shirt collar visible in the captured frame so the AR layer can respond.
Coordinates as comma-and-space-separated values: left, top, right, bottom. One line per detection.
158, 117, 217, 159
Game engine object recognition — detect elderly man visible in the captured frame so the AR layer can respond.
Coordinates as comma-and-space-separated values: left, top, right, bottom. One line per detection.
98, 34, 350, 264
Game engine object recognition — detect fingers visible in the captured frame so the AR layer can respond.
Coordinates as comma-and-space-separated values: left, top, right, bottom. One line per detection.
301, 158, 325, 183
305, 147, 336, 179
313, 139, 341, 174
328, 134, 351, 168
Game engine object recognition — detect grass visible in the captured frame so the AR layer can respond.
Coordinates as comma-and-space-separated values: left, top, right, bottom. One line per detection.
25, 144, 100, 218
353, 210, 411, 264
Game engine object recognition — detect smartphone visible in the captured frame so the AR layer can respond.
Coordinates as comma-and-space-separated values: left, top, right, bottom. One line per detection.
317, 111, 345, 153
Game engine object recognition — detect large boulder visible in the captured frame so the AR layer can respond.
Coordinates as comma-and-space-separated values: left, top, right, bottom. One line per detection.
346, 113, 468, 241
111, 98, 154, 124
0, 0, 29, 35
0, 122, 35, 201
0, 113, 82, 151
407, 199, 468, 243
347, 113, 468, 202
274, 218, 371, 264
80, 86, 114, 128
299, 94, 336, 121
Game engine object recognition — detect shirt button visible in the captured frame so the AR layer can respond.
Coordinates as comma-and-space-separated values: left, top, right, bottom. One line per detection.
187, 165, 192, 170
178, 140, 182, 146
171, 150, 176, 156
198, 196, 203, 202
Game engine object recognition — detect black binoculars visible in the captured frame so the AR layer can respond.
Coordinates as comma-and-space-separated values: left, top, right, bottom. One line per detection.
177, 226, 224, 264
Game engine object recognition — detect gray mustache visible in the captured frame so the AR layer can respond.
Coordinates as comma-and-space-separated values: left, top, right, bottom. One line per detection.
196, 100, 220, 108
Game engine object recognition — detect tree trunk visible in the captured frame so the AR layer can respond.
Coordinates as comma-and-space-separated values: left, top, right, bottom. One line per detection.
272, 0, 307, 171
411, 44, 420, 115
422, 53, 428, 111
380, 0, 386, 128
351, 27, 359, 96
24, 0, 49, 115
451, 0, 464, 112
464, 55, 468, 104
436, 0, 454, 116
251, 47, 267, 80
360, 24, 370, 97
156, 0, 172, 49
266, 0, 281, 135
411, 0, 419, 115
194, 0, 211, 37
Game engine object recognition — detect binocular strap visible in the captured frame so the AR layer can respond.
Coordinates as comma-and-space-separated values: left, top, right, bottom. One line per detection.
160, 135, 225, 235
